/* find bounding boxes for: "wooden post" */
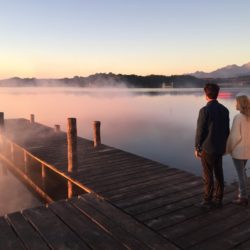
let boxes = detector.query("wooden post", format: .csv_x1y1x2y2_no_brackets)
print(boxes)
54,124,60,132
93,121,101,148
41,163,46,178
24,151,28,174
30,114,35,123
68,181,73,199
10,142,14,161
67,118,78,172
0,112,4,132
41,163,47,190
0,134,4,151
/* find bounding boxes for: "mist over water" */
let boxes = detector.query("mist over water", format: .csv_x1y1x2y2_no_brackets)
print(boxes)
0,86,250,214
0,163,41,215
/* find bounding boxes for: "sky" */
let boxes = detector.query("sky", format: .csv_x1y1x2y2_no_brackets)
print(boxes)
0,0,250,79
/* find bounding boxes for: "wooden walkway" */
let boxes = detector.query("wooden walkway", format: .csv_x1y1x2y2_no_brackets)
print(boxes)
0,193,176,250
1,118,250,249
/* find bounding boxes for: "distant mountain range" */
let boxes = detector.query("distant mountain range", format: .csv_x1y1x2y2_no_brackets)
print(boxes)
191,62,250,78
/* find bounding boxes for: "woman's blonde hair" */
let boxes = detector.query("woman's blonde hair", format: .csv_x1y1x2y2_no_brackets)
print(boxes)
236,95,250,117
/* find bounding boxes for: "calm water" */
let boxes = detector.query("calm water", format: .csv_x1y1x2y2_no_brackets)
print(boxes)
0,87,250,214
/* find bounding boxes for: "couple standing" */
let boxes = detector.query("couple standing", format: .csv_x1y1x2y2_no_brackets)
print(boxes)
195,83,250,209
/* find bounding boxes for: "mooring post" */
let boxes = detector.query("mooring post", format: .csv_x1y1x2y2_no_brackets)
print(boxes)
0,112,4,132
10,142,14,161
24,151,28,174
41,163,46,178
68,181,73,199
67,118,78,172
54,124,60,132
30,114,35,123
41,163,47,190
93,121,101,148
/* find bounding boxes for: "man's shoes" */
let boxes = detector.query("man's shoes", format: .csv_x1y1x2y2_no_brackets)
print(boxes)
232,197,248,206
213,199,223,209
197,200,214,209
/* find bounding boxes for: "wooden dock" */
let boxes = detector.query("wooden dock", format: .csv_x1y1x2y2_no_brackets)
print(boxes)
0,193,176,250
1,118,250,249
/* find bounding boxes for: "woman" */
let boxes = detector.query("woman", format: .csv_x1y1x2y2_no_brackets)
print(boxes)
227,94,250,206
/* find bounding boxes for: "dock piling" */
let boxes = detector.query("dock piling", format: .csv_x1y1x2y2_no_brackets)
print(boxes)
0,112,4,132
10,142,14,161
30,114,35,123
67,181,73,199
41,163,46,178
67,118,78,172
24,151,29,174
93,121,101,147
54,124,61,132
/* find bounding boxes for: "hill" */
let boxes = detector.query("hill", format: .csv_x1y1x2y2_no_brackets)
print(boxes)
0,74,205,88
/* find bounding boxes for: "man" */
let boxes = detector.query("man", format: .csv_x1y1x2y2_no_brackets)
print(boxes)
195,83,229,209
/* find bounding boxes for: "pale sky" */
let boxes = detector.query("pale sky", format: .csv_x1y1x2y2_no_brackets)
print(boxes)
0,0,250,79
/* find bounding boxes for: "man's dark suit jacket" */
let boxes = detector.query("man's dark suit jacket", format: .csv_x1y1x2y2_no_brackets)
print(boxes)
195,100,230,155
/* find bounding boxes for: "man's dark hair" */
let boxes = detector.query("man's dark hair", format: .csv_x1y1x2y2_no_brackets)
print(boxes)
204,83,220,99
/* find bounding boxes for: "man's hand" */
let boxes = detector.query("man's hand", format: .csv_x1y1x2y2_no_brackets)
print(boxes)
194,150,201,159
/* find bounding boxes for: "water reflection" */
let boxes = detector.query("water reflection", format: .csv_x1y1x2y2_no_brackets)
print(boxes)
1,87,250,187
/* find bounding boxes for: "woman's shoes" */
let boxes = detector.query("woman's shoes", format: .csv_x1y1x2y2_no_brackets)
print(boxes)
232,197,248,206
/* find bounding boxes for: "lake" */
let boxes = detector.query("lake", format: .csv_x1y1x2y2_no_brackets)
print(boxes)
0,87,249,214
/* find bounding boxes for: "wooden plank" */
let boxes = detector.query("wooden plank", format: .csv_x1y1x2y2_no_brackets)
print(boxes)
23,206,90,250
79,193,179,250
187,217,250,250
83,166,171,188
86,169,188,194
49,200,127,250
128,183,235,217
75,163,173,185
236,239,250,250
0,217,25,250
74,161,162,181
160,194,239,240
79,150,142,164
71,196,151,250
102,169,188,197
76,162,165,182
124,184,203,215
109,173,200,202
177,205,250,249
7,212,49,250
143,186,236,231
77,157,156,172
113,177,202,208
137,193,202,221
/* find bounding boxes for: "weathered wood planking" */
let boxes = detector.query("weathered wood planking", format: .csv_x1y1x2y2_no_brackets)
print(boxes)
2,118,250,249
77,193,178,250
1,193,177,250
0,217,25,250
6,212,49,250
